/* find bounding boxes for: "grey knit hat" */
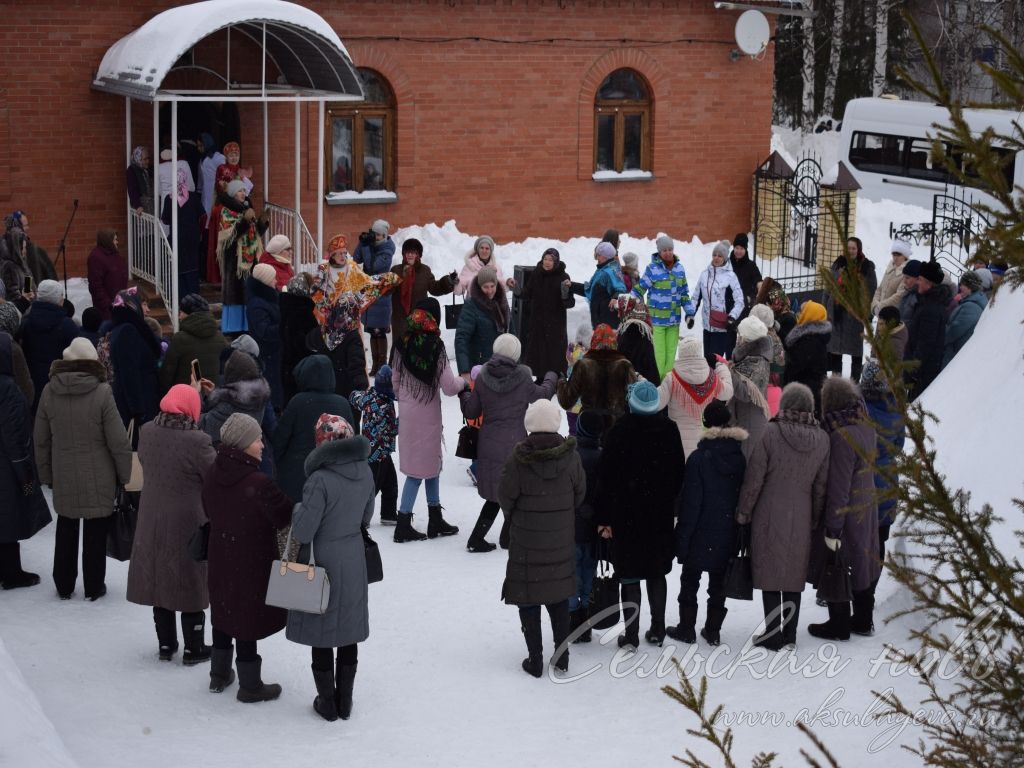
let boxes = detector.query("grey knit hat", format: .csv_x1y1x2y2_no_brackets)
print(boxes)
656,235,674,253
371,219,390,236
778,382,815,413
0,302,21,335
224,349,261,383
37,279,64,306
230,334,260,358
219,412,262,450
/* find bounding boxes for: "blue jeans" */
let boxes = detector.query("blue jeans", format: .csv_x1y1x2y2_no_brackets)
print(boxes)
570,544,596,611
399,475,440,513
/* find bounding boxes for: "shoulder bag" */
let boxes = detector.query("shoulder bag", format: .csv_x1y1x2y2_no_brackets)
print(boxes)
444,291,463,330
363,526,383,584
723,526,754,600
124,419,144,493
265,527,331,615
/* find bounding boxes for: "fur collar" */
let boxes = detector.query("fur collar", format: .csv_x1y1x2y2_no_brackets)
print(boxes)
48,358,107,381
304,435,370,477
732,335,773,363
208,377,270,409
701,426,748,442
785,320,832,345
821,376,863,415
246,275,279,303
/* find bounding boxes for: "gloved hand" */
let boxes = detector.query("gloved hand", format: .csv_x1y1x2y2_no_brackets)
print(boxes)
685,316,695,330
825,537,841,552
448,270,458,283
726,317,738,331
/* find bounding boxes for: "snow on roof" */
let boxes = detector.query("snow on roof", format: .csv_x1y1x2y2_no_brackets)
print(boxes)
92,0,363,101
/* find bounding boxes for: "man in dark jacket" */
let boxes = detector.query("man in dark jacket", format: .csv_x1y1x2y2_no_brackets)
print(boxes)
160,293,227,394
17,280,79,412
246,266,283,410
904,260,950,400
729,233,761,323
353,220,396,375
569,409,608,643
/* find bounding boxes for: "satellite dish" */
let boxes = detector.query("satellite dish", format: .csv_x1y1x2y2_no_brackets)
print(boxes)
735,10,770,56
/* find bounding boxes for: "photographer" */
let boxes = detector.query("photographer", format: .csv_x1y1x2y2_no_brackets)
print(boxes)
354,220,396,375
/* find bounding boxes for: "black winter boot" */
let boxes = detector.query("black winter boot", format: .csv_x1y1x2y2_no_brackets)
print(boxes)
808,601,851,641
700,606,728,646
209,647,236,693
466,504,498,552
498,517,511,550
394,512,427,543
369,335,387,377
181,612,212,666
0,542,40,590
549,602,570,673
618,582,643,649
236,656,282,703
782,593,802,647
574,605,593,643
427,504,459,538
312,666,338,721
666,604,698,644
850,589,875,636
153,609,179,661
753,592,786,651
520,608,544,678
336,664,357,720
644,578,668,646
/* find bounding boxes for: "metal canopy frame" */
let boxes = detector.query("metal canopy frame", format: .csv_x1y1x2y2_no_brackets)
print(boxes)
98,3,363,329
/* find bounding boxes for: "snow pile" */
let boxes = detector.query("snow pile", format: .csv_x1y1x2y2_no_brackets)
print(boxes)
0,637,80,768
770,125,841,177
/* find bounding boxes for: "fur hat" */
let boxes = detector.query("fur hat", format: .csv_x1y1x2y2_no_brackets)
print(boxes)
920,261,944,286
524,399,561,434
492,333,521,361
595,242,616,261
890,239,913,258
160,384,201,422
655,235,674,253
36,279,64,306
220,412,262,450
315,412,355,446
224,349,261,383
902,259,922,277
959,270,983,293
230,334,260,358
749,304,777,332
737,316,768,342
226,179,246,198
63,337,97,361
702,399,732,428
628,380,661,415
973,268,993,292
401,238,423,257
778,382,815,413
590,323,617,351
476,266,498,287
797,300,827,325
252,263,277,288
179,293,209,315
371,219,390,236
621,252,638,270
821,376,863,415
265,234,291,256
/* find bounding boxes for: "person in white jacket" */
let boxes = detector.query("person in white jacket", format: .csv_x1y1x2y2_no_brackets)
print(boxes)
657,335,734,458
694,241,744,359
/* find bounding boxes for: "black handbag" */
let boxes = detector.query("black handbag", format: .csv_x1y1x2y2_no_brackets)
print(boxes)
106,487,138,562
444,291,463,329
188,522,210,562
590,540,620,630
815,545,853,603
363,526,383,584
723,526,754,601
455,422,479,460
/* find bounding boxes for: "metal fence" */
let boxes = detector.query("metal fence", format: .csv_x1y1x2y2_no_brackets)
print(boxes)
265,201,320,273
127,208,178,330
889,188,993,278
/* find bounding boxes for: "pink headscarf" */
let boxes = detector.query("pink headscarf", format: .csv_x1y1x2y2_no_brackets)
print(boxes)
176,168,189,207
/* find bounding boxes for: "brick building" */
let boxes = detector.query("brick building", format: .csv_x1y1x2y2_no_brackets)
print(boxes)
0,0,774,277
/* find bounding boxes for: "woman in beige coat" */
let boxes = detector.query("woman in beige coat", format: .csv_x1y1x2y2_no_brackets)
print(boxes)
34,338,132,600
735,382,829,651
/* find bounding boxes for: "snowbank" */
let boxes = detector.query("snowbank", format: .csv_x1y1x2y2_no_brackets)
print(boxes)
0,637,80,768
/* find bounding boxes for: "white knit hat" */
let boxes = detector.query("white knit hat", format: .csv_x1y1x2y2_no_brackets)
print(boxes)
890,239,913,258
265,234,291,255
748,304,777,333
524,399,561,434
737,316,768,342
371,219,390,236
492,333,521,361
63,337,98,361
36,279,64,306
252,263,277,288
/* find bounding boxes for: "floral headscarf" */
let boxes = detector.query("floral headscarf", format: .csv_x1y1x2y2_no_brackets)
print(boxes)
113,286,143,315
395,308,445,402
176,168,189,207
131,146,147,167
590,323,618,351
767,284,791,317
315,412,355,446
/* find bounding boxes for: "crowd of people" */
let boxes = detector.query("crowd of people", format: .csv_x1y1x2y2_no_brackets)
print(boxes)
0,209,1005,714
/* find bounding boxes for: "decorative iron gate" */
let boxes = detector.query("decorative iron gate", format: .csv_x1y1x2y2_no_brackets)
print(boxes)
751,151,860,296
889,187,993,278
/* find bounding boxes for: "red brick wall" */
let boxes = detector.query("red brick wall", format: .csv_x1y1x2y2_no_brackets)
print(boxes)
0,0,774,276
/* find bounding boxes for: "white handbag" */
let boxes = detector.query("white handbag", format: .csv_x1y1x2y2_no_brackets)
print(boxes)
124,419,144,493
265,527,331,615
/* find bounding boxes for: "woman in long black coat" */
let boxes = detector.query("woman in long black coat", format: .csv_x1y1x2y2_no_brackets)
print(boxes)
0,332,51,589
520,248,573,379
595,380,685,649
245,268,283,410
279,275,317,405
108,288,162,428
783,300,832,416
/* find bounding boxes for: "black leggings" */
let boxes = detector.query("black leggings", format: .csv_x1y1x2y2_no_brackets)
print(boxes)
311,643,359,672
212,627,258,662
829,353,863,381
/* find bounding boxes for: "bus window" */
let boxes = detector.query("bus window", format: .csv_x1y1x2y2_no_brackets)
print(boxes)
849,132,908,175
906,138,949,183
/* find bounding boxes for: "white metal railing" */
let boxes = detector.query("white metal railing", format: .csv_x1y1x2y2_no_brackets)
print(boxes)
265,201,320,272
128,208,178,330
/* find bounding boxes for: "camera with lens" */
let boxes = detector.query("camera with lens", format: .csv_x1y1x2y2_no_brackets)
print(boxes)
359,230,376,246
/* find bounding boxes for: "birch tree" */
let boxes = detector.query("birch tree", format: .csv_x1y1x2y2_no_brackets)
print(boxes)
820,0,845,118
800,0,816,132
872,0,891,96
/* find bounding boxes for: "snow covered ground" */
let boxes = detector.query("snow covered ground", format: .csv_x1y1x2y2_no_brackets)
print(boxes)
4,127,1021,768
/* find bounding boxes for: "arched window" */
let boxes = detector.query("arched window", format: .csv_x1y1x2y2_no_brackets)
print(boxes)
594,69,652,173
326,68,396,193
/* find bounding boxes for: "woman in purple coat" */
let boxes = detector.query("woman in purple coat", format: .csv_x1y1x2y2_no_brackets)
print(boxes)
808,377,880,641
391,298,468,543
460,334,558,553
